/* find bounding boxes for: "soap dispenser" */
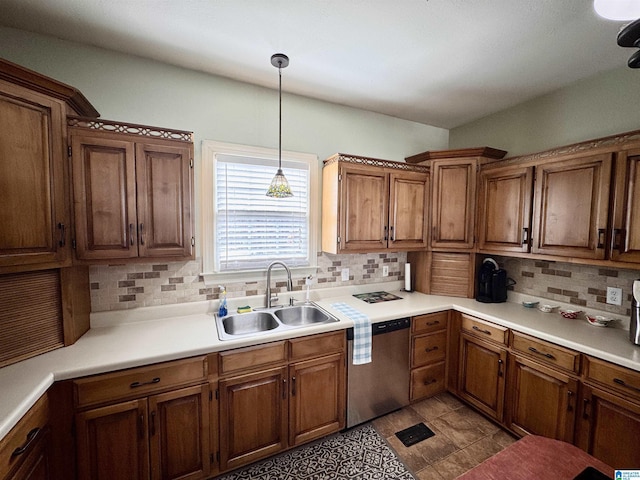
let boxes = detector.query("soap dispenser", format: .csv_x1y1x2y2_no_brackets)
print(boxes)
218,285,228,317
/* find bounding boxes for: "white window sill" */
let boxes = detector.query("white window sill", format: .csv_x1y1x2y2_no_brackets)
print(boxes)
201,266,318,287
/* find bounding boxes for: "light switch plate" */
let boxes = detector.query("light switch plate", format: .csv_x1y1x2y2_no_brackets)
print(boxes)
341,268,350,281
382,265,389,277
606,286,623,306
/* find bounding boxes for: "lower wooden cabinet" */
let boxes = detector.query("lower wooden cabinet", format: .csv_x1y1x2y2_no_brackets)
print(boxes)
410,312,448,401
506,354,578,442
218,332,346,473
4,429,50,480
576,384,640,469
75,385,210,480
458,332,507,422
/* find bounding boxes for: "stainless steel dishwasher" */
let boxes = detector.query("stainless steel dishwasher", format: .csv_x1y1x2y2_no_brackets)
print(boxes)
346,317,411,428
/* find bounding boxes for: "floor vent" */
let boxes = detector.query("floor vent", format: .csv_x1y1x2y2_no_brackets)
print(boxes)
395,422,435,447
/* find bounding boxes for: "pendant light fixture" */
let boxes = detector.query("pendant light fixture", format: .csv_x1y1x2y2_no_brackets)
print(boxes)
266,53,293,198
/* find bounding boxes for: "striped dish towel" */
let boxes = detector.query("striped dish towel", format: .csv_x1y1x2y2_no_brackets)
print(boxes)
331,302,371,365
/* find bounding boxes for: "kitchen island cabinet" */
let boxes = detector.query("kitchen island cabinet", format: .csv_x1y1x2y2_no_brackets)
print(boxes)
321,154,429,254
69,118,194,262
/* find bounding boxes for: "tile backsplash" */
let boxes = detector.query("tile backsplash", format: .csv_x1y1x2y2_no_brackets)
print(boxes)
89,252,407,312
496,256,639,317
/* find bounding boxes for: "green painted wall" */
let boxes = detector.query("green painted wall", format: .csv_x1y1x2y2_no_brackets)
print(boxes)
0,27,448,163
450,66,640,157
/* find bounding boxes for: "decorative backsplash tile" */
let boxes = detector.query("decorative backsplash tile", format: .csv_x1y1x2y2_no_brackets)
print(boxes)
495,256,639,317
89,252,407,312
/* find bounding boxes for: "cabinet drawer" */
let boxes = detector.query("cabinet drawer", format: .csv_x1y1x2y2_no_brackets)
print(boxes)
289,331,345,361
74,357,207,408
411,362,445,401
412,311,448,335
461,314,508,345
0,393,49,480
412,331,447,367
584,356,640,403
219,341,287,376
511,331,580,373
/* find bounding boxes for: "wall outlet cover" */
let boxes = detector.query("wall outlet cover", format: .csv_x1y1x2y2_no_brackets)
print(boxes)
606,286,623,306
382,265,389,277
341,268,350,281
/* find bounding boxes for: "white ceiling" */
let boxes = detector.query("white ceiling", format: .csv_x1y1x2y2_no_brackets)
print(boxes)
0,0,632,128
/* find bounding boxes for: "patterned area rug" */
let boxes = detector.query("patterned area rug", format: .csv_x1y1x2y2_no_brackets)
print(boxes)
215,423,415,480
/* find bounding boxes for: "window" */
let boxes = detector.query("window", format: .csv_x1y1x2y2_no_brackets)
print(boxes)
201,141,318,284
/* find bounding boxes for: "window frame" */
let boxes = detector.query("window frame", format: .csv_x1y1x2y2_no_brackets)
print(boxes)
201,140,319,286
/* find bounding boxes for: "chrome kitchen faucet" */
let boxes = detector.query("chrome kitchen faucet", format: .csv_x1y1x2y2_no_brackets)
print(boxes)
265,261,293,308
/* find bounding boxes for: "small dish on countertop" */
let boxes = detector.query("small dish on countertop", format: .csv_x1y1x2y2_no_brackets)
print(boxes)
522,300,539,308
538,304,559,313
585,314,617,327
560,309,582,319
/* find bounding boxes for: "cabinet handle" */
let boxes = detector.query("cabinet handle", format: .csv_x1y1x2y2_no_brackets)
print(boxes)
129,223,135,246
528,346,556,360
521,227,529,245
383,225,388,241
139,414,145,440
613,228,625,252
582,398,590,419
291,376,297,396
130,377,160,389
497,359,504,377
613,377,640,393
567,391,574,412
58,222,66,247
390,225,395,241
282,378,287,399
11,428,40,457
426,321,440,326
139,223,145,245
423,378,437,386
425,346,439,353
472,325,492,336
597,228,606,249
150,411,156,436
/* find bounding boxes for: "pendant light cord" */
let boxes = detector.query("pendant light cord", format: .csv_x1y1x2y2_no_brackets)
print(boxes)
278,62,282,171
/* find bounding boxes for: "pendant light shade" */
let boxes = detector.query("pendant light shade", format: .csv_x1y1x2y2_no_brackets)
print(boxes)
266,53,293,198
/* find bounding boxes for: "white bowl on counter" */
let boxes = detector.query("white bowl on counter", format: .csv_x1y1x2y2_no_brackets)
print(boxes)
538,304,559,313
586,315,617,327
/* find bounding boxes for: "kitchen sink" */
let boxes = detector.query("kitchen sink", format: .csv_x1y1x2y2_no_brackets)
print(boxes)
221,312,279,335
215,304,338,341
273,305,335,326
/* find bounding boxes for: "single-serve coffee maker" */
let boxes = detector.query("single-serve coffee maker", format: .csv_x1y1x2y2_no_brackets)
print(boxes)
631,280,640,346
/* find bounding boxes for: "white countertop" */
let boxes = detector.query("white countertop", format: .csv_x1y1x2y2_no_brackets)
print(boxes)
1,282,639,443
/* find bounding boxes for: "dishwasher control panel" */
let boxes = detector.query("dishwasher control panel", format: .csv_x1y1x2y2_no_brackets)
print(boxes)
347,317,410,340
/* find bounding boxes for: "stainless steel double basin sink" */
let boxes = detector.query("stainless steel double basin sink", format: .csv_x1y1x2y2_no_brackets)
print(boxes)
215,304,339,341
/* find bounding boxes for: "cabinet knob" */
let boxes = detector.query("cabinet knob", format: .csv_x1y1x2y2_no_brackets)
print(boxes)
57,222,66,247
425,346,439,353
139,223,145,245
596,228,606,249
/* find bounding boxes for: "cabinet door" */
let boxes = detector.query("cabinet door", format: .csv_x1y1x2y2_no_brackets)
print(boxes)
477,164,534,253
532,154,612,259
75,399,149,480
577,384,640,469
0,82,69,270
289,353,345,447
610,152,640,263
458,333,506,421
388,171,429,249
506,355,577,443
339,164,388,252
431,158,477,249
135,143,193,258
148,385,209,480
70,134,138,260
219,367,288,472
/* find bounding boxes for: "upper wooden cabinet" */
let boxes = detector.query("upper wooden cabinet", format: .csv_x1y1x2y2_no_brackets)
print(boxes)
0,58,98,273
477,164,534,253
610,151,640,263
531,153,612,259
321,154,429,254
69,118,194,262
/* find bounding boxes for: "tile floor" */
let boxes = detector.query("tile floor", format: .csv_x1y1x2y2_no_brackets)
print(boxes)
373,393,517,479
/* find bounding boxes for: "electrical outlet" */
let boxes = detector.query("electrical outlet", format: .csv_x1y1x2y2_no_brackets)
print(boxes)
382,265,389,277
606,286,623,306
341,268,350,281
